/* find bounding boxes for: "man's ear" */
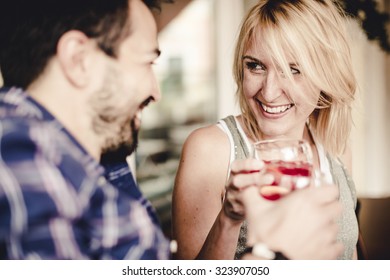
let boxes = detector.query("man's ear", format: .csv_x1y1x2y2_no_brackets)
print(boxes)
56,30,96,88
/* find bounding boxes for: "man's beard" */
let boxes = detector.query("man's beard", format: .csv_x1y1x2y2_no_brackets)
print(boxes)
100,118,139,165
90,64,141,165
119,118,139,155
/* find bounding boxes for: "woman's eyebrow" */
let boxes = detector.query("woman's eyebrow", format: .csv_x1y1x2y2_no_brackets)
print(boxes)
242,55,260,62
243,56,299,68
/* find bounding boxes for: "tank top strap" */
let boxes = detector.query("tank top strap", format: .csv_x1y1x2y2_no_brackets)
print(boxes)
327,154,357,209
220,116,250,259
221,115,250,160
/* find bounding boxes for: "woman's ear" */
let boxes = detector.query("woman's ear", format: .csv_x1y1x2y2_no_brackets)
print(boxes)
56,30,96,88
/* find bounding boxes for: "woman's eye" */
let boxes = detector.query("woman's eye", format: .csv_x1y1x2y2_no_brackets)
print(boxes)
245,61,265,72
290,67,300,75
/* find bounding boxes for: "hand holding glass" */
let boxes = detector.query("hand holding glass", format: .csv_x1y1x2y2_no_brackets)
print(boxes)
252,139,313,200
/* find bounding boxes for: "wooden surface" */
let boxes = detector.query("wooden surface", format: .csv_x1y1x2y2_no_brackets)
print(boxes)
357,197,390,259
153,0,193,32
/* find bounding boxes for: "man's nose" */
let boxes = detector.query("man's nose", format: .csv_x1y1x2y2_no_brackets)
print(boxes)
150,74,161,103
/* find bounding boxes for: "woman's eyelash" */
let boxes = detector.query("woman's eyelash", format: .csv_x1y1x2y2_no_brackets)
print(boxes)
245,61,263,70
245,62,257,69
290,67,300,74
245,60,300,75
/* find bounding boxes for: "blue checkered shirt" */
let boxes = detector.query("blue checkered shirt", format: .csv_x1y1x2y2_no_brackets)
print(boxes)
0,87,170,259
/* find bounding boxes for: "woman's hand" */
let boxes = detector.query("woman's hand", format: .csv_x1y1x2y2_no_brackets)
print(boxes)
223,158,273,221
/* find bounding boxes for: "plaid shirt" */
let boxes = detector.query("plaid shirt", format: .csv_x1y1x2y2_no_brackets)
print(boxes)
0,87,170,259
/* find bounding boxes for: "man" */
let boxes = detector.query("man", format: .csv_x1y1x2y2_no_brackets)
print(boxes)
0,0,170,259
0,0,343,260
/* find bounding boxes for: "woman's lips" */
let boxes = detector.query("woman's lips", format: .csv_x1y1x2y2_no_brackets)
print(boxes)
261,103,292,114
257,100,294,118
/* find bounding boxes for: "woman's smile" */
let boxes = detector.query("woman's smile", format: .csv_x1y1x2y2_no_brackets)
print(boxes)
256,99,295,118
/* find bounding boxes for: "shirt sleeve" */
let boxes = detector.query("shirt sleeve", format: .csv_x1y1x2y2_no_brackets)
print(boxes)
0,122,68,259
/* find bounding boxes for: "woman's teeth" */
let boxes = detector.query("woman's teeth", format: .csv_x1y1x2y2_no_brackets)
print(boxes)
261,103,292,114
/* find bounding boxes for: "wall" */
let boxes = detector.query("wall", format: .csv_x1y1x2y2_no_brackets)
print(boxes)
349,1,390,197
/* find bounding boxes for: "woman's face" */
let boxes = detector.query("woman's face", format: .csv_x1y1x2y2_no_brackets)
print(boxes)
242,36,320,140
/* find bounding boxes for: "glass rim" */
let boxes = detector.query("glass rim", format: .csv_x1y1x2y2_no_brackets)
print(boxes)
252,138,311,146
251,138,313,163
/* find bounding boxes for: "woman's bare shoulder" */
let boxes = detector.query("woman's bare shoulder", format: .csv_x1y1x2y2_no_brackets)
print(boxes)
177,123,231,188
182,124,230,155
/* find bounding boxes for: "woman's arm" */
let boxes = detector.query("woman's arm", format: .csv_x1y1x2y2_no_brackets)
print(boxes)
172,125,243,259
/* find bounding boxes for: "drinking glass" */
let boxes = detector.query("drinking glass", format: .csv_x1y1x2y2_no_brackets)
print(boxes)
252,139,314,200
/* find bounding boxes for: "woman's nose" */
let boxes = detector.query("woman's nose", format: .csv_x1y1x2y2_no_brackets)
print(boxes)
261,71,284,102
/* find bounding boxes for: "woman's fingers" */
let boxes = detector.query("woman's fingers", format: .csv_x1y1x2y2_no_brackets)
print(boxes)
230,159,264,174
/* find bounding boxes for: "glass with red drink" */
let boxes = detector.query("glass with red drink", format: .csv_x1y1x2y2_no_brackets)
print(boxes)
252,139,313,200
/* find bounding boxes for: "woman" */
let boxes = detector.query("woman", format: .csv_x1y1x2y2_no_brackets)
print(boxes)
172,0,358,260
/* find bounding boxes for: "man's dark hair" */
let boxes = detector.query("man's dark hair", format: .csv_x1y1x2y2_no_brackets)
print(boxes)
0,0,169,89
144,0,173,11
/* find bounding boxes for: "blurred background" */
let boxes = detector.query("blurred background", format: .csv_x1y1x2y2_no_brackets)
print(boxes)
1,0,389,259
137,0,390,259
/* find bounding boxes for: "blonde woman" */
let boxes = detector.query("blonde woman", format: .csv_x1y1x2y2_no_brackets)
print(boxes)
172,0,358,260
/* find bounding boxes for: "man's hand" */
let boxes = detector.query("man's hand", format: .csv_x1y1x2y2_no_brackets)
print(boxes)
242,183,344,260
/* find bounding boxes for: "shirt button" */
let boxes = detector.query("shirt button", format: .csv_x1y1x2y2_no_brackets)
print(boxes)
97,176,107,186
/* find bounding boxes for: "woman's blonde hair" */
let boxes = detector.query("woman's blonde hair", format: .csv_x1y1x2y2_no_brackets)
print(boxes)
233,0,356,157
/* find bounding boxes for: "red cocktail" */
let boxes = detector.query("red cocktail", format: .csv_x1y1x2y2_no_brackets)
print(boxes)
252,139,313,200
260,160,312,200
